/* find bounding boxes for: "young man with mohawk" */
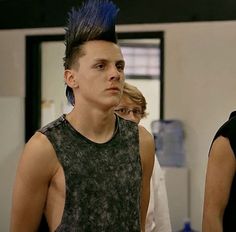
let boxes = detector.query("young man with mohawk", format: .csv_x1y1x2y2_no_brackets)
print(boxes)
10,0,154,231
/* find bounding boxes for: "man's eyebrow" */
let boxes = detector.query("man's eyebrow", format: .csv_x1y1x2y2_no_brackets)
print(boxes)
117,60,125,64
92,58,107,63
93,58,125,64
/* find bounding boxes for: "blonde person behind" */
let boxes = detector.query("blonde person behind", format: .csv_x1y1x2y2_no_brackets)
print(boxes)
115,82,172,232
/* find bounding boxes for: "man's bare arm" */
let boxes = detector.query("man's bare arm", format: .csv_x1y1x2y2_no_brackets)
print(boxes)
139,126,155,232
10,132,58,232
202,136,236,232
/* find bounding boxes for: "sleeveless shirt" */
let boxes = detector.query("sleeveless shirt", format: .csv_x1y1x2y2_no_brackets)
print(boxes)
211,112,236,231
39,114,142,232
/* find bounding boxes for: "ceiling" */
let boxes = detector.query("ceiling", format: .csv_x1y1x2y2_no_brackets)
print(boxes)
1,0,236,29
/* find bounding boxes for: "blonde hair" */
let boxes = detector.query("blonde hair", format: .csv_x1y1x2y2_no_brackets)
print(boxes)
122,82,147,118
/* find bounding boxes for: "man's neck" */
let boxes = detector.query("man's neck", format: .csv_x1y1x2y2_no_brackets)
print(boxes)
66,108,117,143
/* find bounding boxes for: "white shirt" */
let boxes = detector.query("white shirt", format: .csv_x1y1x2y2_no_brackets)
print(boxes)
145,156,172,232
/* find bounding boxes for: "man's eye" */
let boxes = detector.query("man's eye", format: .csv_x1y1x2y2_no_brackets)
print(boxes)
116,63,125,71
96,64,105,70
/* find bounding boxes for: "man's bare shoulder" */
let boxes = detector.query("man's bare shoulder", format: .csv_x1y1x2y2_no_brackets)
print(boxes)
24,132,56,159
18,132,59,180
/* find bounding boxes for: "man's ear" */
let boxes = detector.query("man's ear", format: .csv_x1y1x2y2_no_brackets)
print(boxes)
64,69,79,88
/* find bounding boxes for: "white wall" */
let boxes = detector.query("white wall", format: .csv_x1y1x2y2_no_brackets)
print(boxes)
0,28,63,231
1,21,236,231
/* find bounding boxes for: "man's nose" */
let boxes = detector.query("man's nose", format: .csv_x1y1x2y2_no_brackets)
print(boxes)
109,66,121,81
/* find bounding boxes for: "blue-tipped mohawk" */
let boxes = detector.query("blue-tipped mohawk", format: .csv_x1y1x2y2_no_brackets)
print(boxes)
65,0,119,66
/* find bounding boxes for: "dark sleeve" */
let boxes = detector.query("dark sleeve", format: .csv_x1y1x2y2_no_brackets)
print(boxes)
211,115,236,158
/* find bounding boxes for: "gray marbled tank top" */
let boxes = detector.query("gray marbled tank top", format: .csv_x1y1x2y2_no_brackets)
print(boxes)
39,114,142,232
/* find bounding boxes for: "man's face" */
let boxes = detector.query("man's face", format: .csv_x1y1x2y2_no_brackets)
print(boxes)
71,40,125,110
115,95,143,124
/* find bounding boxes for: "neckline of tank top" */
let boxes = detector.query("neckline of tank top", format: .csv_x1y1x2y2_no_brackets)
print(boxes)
61,114,120,145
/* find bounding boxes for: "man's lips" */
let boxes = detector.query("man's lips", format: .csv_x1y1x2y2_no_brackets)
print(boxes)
106,87,120,92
